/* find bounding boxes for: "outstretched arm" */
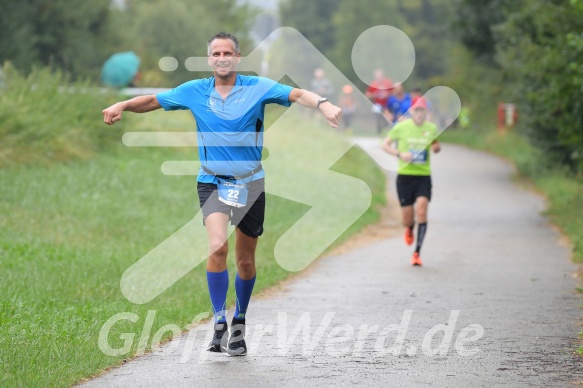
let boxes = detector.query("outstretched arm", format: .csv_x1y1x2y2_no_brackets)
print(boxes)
289,88,342,128
102,95,162,125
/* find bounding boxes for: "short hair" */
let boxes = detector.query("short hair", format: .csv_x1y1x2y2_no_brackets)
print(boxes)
207,32,240,56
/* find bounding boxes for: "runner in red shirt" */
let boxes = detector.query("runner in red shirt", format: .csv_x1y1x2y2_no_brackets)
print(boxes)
365,69,393,135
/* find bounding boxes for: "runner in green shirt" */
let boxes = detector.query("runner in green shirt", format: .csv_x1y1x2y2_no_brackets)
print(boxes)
382,96,441,266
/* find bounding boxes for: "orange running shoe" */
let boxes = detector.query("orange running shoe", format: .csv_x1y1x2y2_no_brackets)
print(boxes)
404,227,414,246
411,252,422,266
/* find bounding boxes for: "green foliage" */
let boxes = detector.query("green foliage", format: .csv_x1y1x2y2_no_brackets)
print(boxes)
536,173,583,263
0,63,124,167
276,0,457,91
279,0,338,53
397,0,457,82
439,44,504,127
453,0,509,64
275,0,339,87
0,0,254,86
0,0,114,80
113,0,254,86
495,0,583,173
454,0,583,174
330,0,406,90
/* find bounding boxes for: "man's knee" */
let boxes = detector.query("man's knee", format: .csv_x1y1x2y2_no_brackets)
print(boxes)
209,239,228,259
401,205,414,225
236,252,256,278
415,197,429,220
238,256,255,272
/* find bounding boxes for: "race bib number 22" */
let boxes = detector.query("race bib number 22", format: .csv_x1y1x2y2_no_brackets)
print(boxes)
217,179,249,208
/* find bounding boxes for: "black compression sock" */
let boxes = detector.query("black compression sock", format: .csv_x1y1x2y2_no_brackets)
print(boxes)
415,222,427,253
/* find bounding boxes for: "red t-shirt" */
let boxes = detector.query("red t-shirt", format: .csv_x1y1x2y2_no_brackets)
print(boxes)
366,78,394,106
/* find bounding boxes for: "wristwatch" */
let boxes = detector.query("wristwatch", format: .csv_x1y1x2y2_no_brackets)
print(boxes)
317,97,329,108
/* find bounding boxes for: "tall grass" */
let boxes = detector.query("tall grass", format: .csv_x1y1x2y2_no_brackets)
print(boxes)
0,62,125,167
0,87,386,385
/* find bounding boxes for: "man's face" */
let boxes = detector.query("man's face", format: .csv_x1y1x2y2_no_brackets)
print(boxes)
208,38,240,79
393,84,403,96
411,107,427,125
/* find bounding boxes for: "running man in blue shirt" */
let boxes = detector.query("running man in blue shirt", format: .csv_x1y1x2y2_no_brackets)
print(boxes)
384,84,411,124
102,32,342,356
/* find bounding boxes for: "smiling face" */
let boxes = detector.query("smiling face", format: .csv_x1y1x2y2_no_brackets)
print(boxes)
207,38,241,81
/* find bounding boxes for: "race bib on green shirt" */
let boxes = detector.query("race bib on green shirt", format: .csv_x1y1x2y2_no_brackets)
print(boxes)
410,149,428,164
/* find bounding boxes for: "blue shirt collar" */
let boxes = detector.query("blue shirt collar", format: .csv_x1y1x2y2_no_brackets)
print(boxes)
205,74,244,98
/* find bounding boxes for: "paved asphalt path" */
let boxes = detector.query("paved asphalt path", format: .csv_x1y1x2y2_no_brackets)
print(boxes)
84,141,583,387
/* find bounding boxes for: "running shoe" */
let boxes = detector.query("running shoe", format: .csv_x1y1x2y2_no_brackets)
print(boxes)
225,322,247,356
411,252,422,266
404,227,414,246
206,322,228,352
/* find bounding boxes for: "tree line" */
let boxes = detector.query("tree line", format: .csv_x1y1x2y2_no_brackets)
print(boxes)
0,0,253,85
455,0,583,174
278,0,583,174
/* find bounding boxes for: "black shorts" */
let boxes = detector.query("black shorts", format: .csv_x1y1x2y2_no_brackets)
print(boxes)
396,175,432,207
197,179,265,238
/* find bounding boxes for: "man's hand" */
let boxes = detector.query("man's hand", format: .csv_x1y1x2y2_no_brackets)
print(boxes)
289,88,342,128
319,102,343,128
102,102,126,125
102,95,162,125
398,151,413,162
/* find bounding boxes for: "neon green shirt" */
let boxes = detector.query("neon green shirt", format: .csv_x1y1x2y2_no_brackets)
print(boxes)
388,119,438,176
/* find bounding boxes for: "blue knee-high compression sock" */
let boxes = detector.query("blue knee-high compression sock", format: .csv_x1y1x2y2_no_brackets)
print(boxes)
233,273,256,321
207,270,229,323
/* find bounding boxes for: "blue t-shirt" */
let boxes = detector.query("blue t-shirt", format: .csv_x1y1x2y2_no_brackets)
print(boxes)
156,74,293,183
386,93,412,121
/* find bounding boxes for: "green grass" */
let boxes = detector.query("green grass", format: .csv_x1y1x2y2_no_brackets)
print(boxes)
535,175,583,263
578,331,583,356
438,127,543,177
0,106,386,386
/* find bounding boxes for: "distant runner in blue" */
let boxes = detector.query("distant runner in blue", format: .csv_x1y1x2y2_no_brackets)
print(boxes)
102,32,342,357
385,83,411,125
